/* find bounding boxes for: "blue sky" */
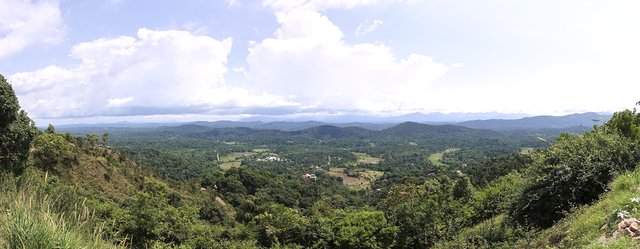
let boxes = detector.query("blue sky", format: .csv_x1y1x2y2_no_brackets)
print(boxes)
1,0,639,125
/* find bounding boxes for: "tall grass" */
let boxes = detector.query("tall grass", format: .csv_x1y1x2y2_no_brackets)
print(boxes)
0,170,121,249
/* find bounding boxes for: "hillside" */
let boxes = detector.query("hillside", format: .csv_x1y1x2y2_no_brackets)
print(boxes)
458,112,612,130
435,167,640,249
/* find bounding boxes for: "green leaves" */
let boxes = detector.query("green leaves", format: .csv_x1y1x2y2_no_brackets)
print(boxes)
252,204,309,247
0,74,20,128
32,133,79,173
0,74,37,174
509,129,640,228
126,179,201,247
332,210,398,249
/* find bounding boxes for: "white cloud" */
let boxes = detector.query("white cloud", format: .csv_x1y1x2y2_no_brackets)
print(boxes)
246,8,448,114
107,97,134,107
355,19,383,36
10,28,297,120
0,0,64,59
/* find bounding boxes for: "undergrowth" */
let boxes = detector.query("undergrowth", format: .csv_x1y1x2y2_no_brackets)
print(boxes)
0,170,121,249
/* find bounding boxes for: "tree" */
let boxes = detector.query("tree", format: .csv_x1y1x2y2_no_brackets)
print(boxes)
332,210,398,249
252,204,309,247
0,74,37,173
85,134,98,147
199,196,231,225
452,176,474,200
45,124,56,134
125,179,200,247
32,133,78,172
606,109,640,141
101,132,109,145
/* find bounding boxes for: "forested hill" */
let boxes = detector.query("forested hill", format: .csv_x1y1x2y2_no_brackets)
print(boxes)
69,121,544,151
457,112,612,130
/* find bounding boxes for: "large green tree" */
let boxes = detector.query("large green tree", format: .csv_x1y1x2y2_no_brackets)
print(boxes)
0,74,37,173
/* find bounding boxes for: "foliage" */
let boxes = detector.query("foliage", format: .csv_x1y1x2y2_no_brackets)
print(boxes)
509,130,640,228
471,172,529,221
122,179,202,248
518,166,640,248
252,204,309,247
32,133,79,173
432,215,528,249
380,176,474,248
0,74,37,174
332,210,398,249
0,170,121,248
606,109,640,141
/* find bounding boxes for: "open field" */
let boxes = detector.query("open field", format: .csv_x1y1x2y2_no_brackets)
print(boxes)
427,148,460,167
328,167,384,190
353,152,382,164
219,161,242,170
219,152,256,170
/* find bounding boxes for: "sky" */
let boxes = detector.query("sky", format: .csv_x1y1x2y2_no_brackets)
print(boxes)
1,0,639,125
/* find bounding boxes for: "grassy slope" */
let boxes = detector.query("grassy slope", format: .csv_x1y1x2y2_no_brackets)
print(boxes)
522,167,640,248
0,141,202,248
436,167,640,249
0,171,121,248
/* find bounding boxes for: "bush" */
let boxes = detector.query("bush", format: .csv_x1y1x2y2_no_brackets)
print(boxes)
509,131,640,228
32,133,79,173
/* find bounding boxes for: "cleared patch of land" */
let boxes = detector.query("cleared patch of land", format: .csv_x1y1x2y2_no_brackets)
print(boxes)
520,147,535,155
218,152,256,171
353,152,381,164
427,148,460,167
328,167,384,190
219,161,241,170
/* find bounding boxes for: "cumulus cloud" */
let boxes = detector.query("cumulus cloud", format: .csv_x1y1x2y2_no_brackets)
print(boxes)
10,28,297,119
0,0,64,59
10,0,444,122
355,19,383,36
246,7,448,113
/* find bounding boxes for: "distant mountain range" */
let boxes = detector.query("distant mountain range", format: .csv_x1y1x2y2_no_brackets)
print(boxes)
239,112,528,123
190,112,611,131
456,112,611,130
57,112,613,134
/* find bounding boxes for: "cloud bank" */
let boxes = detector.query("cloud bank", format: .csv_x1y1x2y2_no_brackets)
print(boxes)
10,29,296,119
246,8,448,113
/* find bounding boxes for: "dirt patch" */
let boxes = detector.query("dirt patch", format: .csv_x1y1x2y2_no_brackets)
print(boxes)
328,171,369,186
215,196,226,206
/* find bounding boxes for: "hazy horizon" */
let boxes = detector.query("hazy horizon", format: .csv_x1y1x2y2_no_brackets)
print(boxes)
2,0,639,126
39,111,613,127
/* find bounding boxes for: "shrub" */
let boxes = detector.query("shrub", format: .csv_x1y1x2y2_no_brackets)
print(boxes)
509,131,640,228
